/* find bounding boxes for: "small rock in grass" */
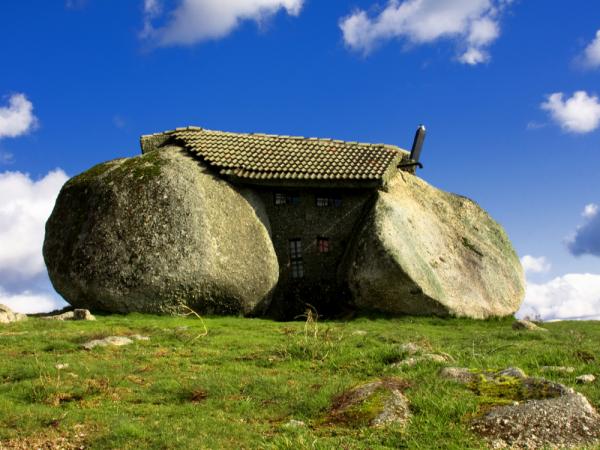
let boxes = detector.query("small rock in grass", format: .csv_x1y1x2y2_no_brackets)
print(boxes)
512,319,548,332
328,377,411,428
43,309,95,321
55,363,69,370
283,419,306,428
351,330,367,336
576,374,596,384
439,367,475,384
83,336,134,350
73,309,95,320
496,367,527,379
130,334,150,341
541,366,575,374
399,342,422,355
394,353,453,368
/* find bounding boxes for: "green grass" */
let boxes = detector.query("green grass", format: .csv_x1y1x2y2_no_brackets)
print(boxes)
0,314,598,449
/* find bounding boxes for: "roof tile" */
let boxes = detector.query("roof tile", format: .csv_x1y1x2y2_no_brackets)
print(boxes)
149,127,407,183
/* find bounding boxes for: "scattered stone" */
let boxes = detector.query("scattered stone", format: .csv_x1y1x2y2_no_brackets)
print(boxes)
399,342,422,355
283,419,306,428
471,392,600,449
496,367,527,379
393,353,453,368
42,309,95,321
55,363,69,370
327,378,411,428
576,374,596,384
130,334,150,341
439,367,476,384
541,366,575,374
512,320,548,332
82,335,147,350
344,171,525,319
467,368,600,449
0,304,27,324
351,330,368,336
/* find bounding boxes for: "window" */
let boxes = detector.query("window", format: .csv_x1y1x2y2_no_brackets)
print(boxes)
316,197,329,207
291,260,304,278
317,237,330,253
274,192,287,205
315,194,342,208
274,192,300,206
289,239,304,279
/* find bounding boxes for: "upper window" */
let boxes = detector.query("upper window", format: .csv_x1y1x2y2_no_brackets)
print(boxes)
315,195,342,208
317,237,330,253
274,192,300,206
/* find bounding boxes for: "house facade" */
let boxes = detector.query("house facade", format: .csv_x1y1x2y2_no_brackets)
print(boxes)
140,126,417,317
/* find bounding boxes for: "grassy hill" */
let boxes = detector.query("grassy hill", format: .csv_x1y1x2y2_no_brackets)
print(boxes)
0,314,598,449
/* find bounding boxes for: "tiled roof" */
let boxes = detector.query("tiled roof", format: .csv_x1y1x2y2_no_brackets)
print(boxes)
141,126,408,185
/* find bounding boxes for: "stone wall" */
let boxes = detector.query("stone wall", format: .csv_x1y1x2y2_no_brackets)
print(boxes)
253,187,374,318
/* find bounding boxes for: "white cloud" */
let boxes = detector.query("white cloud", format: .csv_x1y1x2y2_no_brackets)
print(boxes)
0,169,69,314
541,91,600,134
567,203,600,257
581,30,600,69
583,203,598,219
517,273,600,321
339,0,512,65
0,170,68,281
0,94,38,140
520,255,551,275
143,0,304,46
0,287,66,315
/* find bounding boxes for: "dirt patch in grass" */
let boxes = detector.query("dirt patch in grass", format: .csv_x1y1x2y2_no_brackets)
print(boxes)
0,424,90,450
189,388,209,404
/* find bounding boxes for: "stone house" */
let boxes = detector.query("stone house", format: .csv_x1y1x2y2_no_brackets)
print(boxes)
44,124,524,320
140,126,421,317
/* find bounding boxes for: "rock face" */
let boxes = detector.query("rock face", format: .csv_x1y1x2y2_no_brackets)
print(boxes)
343,171,525,318
472,392,600,449
0,304,27,324
43,146,279,315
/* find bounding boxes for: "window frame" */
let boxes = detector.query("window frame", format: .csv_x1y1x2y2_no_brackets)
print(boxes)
317,237,331,253
274,192,300,206
315,193,342,208
289,238,304,279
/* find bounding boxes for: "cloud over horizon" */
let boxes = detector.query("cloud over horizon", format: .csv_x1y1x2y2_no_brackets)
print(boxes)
517,273,600,321
0,93,38,140
339,0,512,65
143,0,304,46
0,169,69,314
541,91,600,134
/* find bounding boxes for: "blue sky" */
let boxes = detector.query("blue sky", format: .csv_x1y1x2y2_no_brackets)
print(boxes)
0,0,599,319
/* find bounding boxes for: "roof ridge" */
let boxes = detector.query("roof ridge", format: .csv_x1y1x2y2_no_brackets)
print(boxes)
166,126,402,149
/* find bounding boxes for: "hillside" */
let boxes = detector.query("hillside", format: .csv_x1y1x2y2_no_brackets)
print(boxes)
0,314,599,449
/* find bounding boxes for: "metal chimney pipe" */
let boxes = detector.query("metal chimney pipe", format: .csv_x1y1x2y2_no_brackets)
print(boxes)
410,124,426,164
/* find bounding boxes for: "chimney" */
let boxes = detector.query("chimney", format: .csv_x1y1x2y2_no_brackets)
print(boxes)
410,124,426,165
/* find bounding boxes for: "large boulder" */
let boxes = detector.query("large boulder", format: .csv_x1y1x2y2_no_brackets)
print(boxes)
43,146,279,315
343,171,524,318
